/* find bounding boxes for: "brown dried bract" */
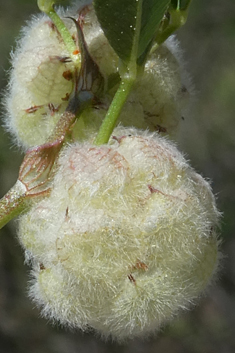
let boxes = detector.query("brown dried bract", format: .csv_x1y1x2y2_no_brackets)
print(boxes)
63,70,73,81
61,93,70,101
25,105,43,114
132,260,148,271
156,124,167,133
48,103,60,115
148,184,166,196
128,274,136,285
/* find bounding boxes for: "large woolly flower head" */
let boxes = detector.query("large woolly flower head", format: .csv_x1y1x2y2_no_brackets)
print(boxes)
18,127,220,341
4,2,191,149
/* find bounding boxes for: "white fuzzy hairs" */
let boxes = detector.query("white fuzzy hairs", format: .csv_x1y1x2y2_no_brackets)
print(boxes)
4,4,190,150
19,127,220,341
3,1,220,341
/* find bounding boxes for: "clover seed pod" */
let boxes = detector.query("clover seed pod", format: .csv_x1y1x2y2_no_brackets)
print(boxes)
119,37,191,136
18,127,220,341
4,9,74,148
4,3,191,149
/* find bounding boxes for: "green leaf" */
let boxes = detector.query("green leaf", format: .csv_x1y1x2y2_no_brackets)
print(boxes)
94,0,138,63
138,0,171,59
94,0,171,65
94,0,191,145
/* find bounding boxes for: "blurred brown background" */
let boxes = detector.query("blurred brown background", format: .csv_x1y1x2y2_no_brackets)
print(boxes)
0,0,235,352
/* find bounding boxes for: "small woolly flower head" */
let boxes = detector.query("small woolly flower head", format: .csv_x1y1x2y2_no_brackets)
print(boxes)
4,3,191,149
18,127,220,341
4,11,75,148
119,38,191,135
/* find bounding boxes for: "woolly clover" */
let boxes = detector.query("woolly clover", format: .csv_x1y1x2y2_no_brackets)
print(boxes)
0,0,220,342
20,127,220,340
5,1,190,149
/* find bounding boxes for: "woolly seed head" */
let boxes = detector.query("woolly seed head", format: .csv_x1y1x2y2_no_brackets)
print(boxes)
4,4,191,149
18,127,220,341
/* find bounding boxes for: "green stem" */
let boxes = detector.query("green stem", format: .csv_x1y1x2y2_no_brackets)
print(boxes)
37,1,79,62
94,77,134,145
48,9,78,59
95,0,144,145
0,182,30,230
